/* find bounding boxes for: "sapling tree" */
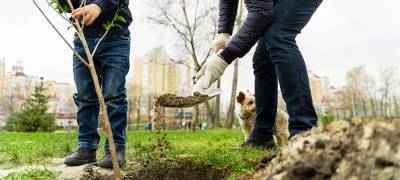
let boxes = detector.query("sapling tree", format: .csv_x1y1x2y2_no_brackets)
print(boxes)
33,0,126,178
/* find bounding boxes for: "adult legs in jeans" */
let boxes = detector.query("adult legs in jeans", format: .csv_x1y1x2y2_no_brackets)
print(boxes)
252,0,323,139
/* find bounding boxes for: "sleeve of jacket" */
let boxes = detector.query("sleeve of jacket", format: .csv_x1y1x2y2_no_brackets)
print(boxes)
93,0,120,13
218,0,239,35
220,0,273,64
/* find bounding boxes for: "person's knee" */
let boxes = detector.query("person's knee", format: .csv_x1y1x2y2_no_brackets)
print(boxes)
103,87,126,101
102,85,127,108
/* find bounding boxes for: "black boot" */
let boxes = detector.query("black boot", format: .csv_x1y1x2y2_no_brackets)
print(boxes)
240,136,276,149
64,149,97,166
99,150,126,168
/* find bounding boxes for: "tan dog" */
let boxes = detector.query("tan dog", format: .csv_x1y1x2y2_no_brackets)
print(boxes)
236,91,290,145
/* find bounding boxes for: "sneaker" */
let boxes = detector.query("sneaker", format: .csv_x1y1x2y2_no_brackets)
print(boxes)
240,136,276,149
99,150,126,168
64,149,97,166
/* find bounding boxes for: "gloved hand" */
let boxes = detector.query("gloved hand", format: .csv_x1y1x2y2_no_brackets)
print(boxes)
212,33,230,52
193,54,229,94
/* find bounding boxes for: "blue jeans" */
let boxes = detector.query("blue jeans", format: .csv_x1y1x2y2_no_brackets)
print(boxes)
252,0,322,139
73,35,130,151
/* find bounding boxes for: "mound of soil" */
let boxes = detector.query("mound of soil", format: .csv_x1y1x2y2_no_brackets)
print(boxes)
80,159,229,180
243,119,400,180
157,93,209,108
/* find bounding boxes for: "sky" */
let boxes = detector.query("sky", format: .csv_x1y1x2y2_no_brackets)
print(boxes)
1,0,399,104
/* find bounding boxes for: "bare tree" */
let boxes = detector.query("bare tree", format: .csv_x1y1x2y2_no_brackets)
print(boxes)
366,75,378,118
147,0,221,128
33,0,123,178
378,66,397,117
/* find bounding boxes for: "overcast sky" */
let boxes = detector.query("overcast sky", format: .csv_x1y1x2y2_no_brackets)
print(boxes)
1,0,399,104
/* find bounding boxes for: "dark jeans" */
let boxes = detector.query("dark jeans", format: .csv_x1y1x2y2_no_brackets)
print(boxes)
252,0,322,139
73,35,130,151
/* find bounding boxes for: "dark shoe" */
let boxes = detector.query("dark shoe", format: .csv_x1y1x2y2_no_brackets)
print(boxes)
240,136,276,149
99,150,126,168
64,149,97,166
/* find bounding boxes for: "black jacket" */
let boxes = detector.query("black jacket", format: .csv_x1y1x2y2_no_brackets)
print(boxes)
58,0,132,37
218,0,273,63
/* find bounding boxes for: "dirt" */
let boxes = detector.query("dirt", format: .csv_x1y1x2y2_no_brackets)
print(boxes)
80,158,229,180
242,119,400,180
156,93,209,108
124,159,229,180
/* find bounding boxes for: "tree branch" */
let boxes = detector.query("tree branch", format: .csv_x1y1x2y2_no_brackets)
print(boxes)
46,0,74,24
33,0,89,67
92,15,116,56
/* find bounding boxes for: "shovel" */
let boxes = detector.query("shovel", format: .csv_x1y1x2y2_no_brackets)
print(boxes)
158,88,222,108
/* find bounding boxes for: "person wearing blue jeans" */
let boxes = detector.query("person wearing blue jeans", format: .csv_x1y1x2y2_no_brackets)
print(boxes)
194,0,323,148
59,0,132,168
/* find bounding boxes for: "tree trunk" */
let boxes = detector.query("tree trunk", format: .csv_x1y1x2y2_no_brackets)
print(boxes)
226,60,239,128
205,101,220,128
225,0,243,129
370,99,377,118
136,99,141,130
361,99,367,118
214,80,221,126
192,105,200,131
394,96,400,117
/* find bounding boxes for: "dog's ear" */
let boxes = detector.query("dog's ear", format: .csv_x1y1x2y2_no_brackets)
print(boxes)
236,91,246,104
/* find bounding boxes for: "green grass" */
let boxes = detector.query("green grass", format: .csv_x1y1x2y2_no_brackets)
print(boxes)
0,130,271,177
4,169,57,180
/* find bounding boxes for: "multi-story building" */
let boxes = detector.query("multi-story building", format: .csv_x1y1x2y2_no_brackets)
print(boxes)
0,58,6,126
7,61,41,112
128,47,194,124
308,69,334,115
45,81,76,115
0,58,6,97
44,81,77,127
0,61,78,128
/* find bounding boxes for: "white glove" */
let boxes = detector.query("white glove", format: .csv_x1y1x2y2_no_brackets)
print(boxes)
212,33,230,52
192,54,229,94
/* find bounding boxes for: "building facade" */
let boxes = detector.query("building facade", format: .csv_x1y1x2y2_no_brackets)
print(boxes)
128,47,194,124
0,60,77,128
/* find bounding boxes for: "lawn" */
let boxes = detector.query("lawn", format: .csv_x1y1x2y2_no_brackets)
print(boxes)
0,129,272,178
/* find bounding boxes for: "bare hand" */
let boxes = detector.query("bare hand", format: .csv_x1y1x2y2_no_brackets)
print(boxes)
71,4,101,26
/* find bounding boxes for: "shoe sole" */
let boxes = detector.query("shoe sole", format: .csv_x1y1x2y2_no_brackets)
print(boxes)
99,159,126,169
65,158,97,166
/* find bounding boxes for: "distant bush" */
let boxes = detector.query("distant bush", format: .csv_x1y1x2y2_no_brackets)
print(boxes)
5,78,56,132
319,115,336,125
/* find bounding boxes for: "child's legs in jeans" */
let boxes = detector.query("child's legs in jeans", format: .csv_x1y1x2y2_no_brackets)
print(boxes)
95,35,131,151
73,37,100,150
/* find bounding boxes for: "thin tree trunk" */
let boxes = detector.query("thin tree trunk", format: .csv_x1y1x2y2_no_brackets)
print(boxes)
215,80,221,126
226,0,244,128
71,18,121,179
370,99,376,118
192,105,200,131
136,99,140,130
205,101,219,128
226,59,239,128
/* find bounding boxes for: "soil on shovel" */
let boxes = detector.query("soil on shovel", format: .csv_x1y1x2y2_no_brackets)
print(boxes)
156,93,209,108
